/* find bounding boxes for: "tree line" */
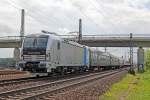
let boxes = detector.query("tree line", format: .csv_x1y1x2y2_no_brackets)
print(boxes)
145,49,150,70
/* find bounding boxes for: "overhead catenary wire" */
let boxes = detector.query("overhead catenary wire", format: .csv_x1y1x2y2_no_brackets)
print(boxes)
15,0,76,30
88,0,122,34
3,0,21,10
94,0,124,34
5,0,51,30
7,0,107,34
41,0,77,30
7,0,65,30
7,0,116,34
5,0,75,36
69,0,108,34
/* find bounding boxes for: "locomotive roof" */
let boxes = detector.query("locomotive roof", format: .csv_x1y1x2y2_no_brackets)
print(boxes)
62,39,84,47
26,33,60,39
26,33,84,48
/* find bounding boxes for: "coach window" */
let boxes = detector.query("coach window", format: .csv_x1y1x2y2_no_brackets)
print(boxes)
57,41,60,50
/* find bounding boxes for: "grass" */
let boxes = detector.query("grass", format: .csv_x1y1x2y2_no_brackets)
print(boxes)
100,70,150,100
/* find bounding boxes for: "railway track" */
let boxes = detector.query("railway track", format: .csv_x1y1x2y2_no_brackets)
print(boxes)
0,69,116,86
0,68,127,100
0,70,114,93
0,75,46,86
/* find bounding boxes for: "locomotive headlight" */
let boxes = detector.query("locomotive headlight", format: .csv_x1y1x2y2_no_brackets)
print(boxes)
26,63,32,67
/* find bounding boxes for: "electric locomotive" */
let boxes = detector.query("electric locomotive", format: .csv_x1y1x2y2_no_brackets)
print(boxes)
17,32,124,75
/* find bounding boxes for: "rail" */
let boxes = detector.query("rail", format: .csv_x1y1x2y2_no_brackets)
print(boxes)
0,68,127,100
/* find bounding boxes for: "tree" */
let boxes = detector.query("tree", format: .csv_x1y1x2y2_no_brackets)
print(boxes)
145,49,150,70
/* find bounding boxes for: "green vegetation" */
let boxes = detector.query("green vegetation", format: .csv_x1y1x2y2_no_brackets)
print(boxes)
100,70,150,100
0,58,15,67
100,74,135,100
145,49,150,69
99,49,150,100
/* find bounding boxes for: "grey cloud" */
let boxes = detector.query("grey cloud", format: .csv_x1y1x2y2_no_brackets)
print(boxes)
0,24,15,33
1,0,150,35
0,0,149,59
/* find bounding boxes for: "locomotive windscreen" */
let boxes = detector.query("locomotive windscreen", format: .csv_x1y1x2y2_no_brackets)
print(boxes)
23,35,48,55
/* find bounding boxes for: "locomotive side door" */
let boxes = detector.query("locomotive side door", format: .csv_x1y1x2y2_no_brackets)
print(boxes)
56,40,61,65
51,40,60,67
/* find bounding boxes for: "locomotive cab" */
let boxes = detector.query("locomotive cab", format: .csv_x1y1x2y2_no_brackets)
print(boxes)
18,34,55,74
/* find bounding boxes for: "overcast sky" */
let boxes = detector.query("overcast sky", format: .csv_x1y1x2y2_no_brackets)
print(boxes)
1,0,150,35
0,0,150,60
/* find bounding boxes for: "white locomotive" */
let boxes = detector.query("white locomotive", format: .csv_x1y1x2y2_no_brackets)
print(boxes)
18,33,124,75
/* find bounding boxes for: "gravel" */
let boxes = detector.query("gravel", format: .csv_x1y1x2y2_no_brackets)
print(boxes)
42,70,128,100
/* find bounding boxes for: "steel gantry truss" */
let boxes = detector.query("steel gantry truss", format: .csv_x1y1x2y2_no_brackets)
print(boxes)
129,33,135,74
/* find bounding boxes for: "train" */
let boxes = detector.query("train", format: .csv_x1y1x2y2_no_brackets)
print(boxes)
17,32,126,75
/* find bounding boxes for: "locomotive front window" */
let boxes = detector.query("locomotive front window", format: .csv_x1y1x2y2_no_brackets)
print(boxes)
23,37,48,49
23,38,35,48
36,38,48,48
